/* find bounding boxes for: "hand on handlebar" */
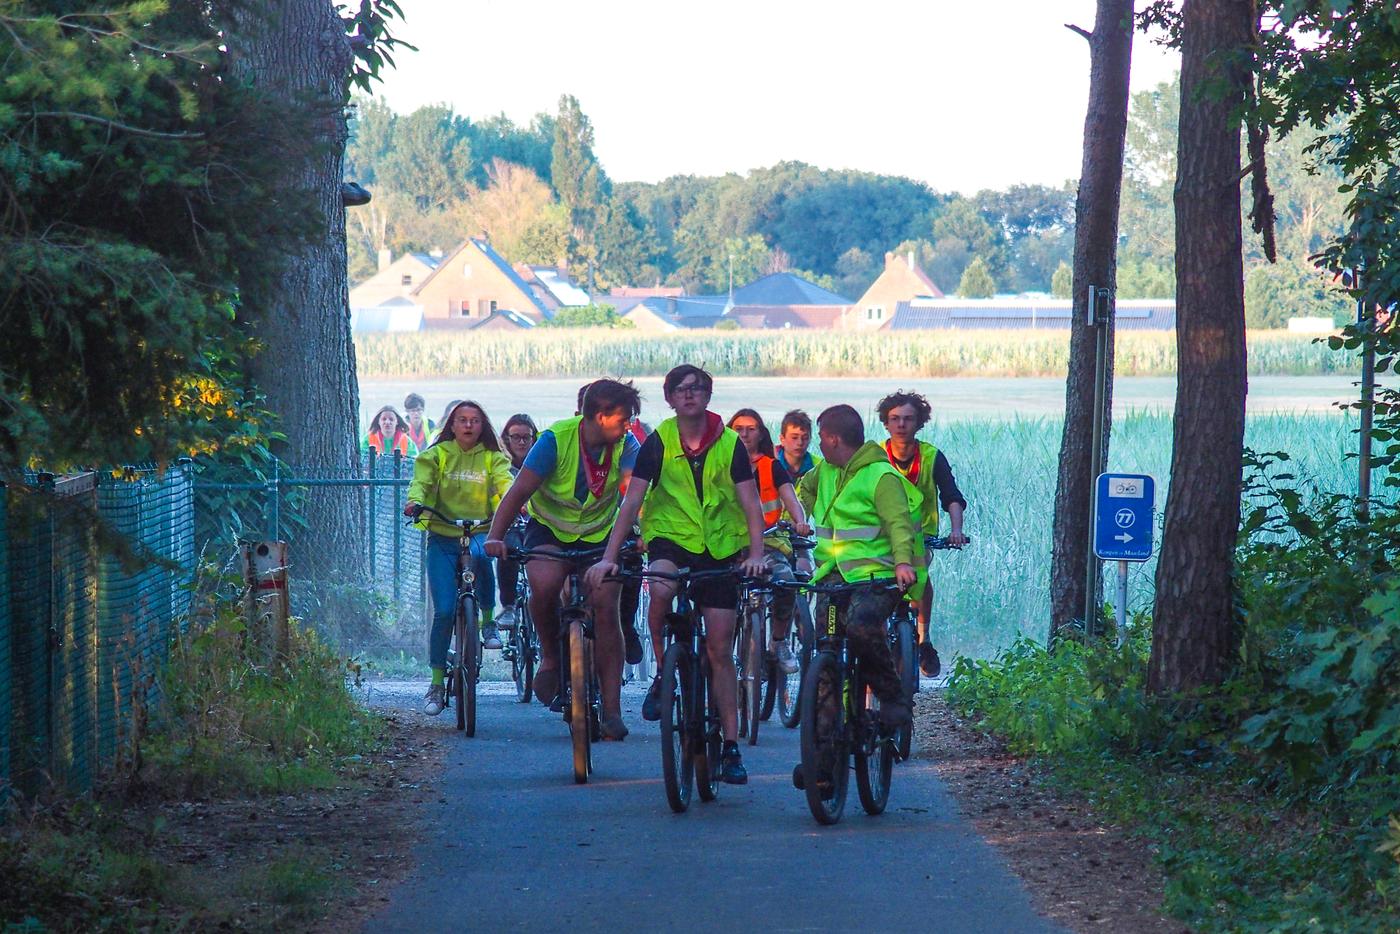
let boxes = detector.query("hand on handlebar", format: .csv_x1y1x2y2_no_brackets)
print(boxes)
484,538,507,559
792,520,812,537
947,531,969,547
895,563,917,591
404,501,422,518
584,559,618,591
739,552,768,579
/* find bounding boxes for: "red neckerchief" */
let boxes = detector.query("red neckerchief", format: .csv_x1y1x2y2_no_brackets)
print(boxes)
885,440,920,483
580,430,614,499
680,412,724,457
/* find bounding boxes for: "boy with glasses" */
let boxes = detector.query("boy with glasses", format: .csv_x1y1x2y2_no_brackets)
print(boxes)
587,364,768,784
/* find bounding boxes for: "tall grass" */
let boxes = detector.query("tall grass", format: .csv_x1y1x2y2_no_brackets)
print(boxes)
355,329,1352,379
927,410,1357,660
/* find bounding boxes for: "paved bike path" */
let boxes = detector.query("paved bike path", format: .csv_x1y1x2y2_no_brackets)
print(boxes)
367,685,1064,933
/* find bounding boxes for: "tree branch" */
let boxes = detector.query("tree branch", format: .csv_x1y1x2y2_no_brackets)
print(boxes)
1065,23,1093,42
32,112,204,140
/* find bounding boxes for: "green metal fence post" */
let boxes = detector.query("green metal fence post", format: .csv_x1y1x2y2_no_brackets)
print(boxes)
392,451,402,602
368,449,377,578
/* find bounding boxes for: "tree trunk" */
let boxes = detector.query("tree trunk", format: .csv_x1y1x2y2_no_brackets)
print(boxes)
227,0,363,580
1049,0,1135,636
1148,0,1253,692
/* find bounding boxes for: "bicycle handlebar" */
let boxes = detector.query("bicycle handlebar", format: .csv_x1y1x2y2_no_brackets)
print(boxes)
925,534,971,551
762,520,816,551
407,504,491,532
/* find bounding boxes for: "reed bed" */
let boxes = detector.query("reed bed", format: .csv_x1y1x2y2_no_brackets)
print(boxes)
923,411,1356,660
355,329,1352,380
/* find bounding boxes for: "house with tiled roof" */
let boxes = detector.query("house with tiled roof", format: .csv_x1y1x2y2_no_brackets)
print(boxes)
847,251,945,330
885,297,1176,330
350,249,439,304
731,272,852,306
621,296,729,331
600,285,686,316
724,305,848,330
512,262,592,313
410,238,553,327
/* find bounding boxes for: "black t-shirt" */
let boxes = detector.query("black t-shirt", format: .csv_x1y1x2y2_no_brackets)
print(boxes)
633,430,753,502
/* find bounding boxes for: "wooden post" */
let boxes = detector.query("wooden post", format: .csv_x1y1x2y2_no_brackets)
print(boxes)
242,541,290,662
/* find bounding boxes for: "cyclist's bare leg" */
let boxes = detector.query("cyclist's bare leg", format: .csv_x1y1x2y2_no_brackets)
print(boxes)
702,606,738,742
587,576,625,718
916,581,933,646
644,558,679,662
527,551,568,674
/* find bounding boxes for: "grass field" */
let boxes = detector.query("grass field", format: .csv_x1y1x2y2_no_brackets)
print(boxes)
926,411,1355,660
355,328,1355,380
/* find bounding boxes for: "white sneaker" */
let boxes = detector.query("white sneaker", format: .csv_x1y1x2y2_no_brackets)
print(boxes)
423,684,445,716
772,641,799,674
496,606,517,631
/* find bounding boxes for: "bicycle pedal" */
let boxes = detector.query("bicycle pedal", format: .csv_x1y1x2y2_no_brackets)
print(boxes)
552,696,566,714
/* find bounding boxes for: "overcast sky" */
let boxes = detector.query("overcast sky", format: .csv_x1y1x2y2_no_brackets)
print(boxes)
374,0,1181,195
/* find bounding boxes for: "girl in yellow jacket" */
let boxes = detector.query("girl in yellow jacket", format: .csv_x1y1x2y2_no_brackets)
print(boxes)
404,400,514,716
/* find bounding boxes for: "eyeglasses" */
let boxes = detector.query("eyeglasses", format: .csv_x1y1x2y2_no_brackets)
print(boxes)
505,433,535,443
672,383,709,397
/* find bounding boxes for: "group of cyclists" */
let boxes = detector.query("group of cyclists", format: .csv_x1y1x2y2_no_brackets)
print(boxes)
401,365,968,788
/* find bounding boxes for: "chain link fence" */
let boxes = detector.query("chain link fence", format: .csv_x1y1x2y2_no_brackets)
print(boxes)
1,465,194,804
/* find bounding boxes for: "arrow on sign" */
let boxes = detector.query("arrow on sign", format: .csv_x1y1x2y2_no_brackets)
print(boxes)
1115,533,1133,543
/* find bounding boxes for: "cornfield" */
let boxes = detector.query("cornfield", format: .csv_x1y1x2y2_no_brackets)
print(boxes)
925,411,1357,660
355,329,1354,380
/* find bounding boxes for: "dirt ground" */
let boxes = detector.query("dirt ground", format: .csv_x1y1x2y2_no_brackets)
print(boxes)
915,692,1188,933
117,711,442,931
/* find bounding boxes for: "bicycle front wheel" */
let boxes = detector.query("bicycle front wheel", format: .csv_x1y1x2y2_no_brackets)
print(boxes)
854,670,893,816
569,616,592,784
778,597,813,729
799,650,848,825
659,641,693,813
696,651,721,803
463,597,481,737
511,602,534,704
893,617,916,760
745,608,765,746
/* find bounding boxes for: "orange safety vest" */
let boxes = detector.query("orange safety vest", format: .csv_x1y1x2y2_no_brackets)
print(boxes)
754,454,783,526
368,430,413,457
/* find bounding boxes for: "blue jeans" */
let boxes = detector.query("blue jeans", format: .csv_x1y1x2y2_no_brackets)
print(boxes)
426,532,496,669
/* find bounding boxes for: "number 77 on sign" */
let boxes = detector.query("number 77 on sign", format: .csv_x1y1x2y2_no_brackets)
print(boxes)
1093,473,1155,562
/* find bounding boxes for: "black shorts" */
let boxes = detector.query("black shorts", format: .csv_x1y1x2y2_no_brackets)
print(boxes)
646,537,739,611
522,518,611,566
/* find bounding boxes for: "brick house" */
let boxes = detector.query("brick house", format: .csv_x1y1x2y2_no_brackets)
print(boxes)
410,238,552,327
847,251,945,330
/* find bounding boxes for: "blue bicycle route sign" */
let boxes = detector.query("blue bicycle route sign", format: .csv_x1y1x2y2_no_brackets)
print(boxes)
1093,473,1155,561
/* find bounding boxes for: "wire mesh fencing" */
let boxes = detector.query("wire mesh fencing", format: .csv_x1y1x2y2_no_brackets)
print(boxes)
1,465,193,803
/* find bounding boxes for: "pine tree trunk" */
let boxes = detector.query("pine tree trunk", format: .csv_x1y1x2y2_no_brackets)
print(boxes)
1049,0,1134,635
1148,0,1253,692
227,0,363,580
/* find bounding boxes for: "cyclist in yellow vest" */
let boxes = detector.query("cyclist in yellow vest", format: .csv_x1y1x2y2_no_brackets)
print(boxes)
795,404,922,731
727,408,811,674
877,390,968,679
484,380,642,741
405,401,514,716
587,364,768,785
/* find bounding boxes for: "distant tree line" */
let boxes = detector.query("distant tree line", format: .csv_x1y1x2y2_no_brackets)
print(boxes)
348,80,1352,317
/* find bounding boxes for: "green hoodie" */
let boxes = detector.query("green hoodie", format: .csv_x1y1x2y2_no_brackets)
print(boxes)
407,441,514,538
797,441,919,568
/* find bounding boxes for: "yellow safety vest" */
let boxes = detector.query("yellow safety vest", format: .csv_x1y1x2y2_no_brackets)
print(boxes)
640,419,749,558
528,416,624,544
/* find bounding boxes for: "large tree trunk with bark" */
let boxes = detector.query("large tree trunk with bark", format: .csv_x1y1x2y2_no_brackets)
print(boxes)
1148,0,1253,693
227,0,363,580
1049,0,1135,635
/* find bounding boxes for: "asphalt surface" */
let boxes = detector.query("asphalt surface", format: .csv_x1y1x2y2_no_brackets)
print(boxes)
366,681,1065,934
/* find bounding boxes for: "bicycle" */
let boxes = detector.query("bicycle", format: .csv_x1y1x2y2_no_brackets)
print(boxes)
790,578,904,826
499,519,537,704
407,505,490,737
757,522,816,730
510,542,626,784
614,565,738,813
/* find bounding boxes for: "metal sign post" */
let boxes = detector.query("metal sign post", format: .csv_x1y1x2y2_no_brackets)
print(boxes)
1093,473,1156,646
1083,285,1113,637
